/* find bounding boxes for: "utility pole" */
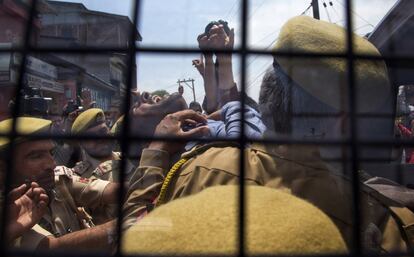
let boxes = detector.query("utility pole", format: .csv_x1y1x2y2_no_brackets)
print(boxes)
177,78,196,102
312,0,320,20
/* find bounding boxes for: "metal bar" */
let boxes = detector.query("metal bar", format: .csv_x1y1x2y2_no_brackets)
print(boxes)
7,246,414,257
114,0,140,255
0,1,412,257
1,46,414,62
0,47,414,67
1,132,414,147
344,0,362,253
0,1,38,256
18,247,414,257
239,0,248,255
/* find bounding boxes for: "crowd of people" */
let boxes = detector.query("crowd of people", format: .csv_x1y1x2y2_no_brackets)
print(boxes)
2,15,414,255
395,85,414,164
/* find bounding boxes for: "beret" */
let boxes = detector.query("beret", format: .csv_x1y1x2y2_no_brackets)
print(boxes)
110,115,124,135
123,185,347,255
274,16,390,112
0,117,52,150
71,108,105,134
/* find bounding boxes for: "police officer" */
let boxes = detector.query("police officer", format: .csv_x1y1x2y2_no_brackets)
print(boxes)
0,117,119,251
124,16,412,253
71,108,135,182
70,108,136,225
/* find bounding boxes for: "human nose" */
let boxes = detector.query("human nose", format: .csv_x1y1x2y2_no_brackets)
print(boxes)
99,124,110,135
44,153,56,171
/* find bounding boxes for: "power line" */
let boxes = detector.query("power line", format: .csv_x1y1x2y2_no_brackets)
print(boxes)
225,0,239,20
248,0,267,20
246,37,277,67
234,36,277,84
246,68,268,90
159,83,180,91
301,2,313,15
328,0,342,22
334,0,374,28
354,23,374,33
228,1,242,21
251,26,280,46
322,1,332,22
229,0,268,23
246,60,272,90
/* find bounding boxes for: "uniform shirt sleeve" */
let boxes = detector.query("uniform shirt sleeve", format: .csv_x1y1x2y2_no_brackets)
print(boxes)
68,174,110,209
15,224,52,250
122,148,170,231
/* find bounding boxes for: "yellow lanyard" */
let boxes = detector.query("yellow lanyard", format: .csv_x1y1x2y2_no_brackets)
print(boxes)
155,158,188,207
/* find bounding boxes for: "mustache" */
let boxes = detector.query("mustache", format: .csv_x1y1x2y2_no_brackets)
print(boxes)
28,169,55,191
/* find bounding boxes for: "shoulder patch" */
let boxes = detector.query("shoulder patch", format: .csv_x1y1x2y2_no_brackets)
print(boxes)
76,176,91,184
93,160,114,177
54,166,74,178
113,152,122,160
73,161,91,175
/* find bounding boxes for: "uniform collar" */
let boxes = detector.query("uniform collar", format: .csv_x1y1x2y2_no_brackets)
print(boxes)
81,149,117,167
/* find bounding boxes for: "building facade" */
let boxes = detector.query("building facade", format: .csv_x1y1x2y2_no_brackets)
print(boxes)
38,0,141,111
0,0,141,120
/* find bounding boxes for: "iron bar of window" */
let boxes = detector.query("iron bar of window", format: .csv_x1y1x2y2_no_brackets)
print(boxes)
8,246,414,257
344,0,362,254
114,0,140,255
1,46,414,64
2,132,414,147
238,0,248,255
0,1,39,256
1,0,413,256
18,248,414,257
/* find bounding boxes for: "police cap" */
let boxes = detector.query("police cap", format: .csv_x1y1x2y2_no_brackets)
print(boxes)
71,108,105,134
0,117,52,151
123,185,347,255
274,16,390,112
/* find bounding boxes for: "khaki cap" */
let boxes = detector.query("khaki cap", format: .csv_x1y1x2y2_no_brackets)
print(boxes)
274,16,390,112
71,108,105,134
0,117,52,150
123,185,347,255
110,115,124,135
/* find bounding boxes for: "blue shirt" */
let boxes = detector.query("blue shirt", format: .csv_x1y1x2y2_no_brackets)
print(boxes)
185,101,266,150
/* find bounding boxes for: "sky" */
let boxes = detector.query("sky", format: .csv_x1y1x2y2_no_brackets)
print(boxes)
53,0,399,103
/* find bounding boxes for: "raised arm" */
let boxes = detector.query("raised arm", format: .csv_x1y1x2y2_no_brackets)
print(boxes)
210,26,238,106
122,110,209,231
196,33,219,114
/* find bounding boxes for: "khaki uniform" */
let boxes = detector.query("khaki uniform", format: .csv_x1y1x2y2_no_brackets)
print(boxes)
18,166,109,250
74,152,135,182
124,142,408,253
74,151,134,224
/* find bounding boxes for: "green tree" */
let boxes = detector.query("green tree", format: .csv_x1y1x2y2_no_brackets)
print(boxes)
151,89,170,97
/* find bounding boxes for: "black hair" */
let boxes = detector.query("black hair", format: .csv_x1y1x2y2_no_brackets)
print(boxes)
258,61,293,134
189,101,203,113
204,20,231,37
259,60,337,135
